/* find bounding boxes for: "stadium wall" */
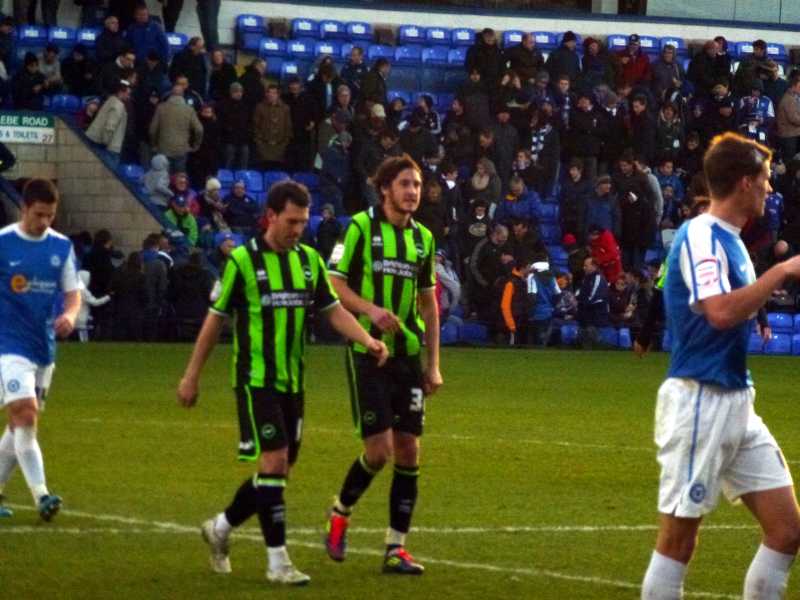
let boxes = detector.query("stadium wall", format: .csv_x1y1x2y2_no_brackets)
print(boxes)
4,0,800,47
6,119,163,253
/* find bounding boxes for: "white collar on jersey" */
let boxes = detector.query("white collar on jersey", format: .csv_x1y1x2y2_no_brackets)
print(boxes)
696,212,741,236
12,223,50,242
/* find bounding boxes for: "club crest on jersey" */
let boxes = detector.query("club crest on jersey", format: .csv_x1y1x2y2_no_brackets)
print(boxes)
689,483,706,503
261,294,272,306
303,266,312,281
415,242,425,257
372,260,383,272
50,254,61,268
6,379,19,393
372,235,383,248
10,274,28,293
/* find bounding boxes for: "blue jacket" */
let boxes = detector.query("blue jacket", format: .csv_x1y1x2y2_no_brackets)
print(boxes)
125,20,169,64
494,191,540,225
584,192,619,239
527,272,561,322
765,192,783,232
654,172,684,202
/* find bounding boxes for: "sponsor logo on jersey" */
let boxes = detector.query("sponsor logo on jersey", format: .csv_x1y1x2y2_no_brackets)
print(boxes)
256,269,268,282
10,274,28,293
415,242,425,257
303,266,312,281
375,259,419,279
260,291,312,308
362,411,376,425
330,243,345,264
372,235,383,248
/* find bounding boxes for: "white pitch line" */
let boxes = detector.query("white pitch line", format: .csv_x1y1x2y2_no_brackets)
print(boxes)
0,526,179,535
6,504,740,599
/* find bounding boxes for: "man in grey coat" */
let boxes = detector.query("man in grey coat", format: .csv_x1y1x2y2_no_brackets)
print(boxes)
149,83,204,173
86,81,131,168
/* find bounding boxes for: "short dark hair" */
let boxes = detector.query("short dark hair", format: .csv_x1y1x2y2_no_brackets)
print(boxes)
704,132,771,198
142,233,161,250
266,180,310,214
22,178,58,206
372,154,422,201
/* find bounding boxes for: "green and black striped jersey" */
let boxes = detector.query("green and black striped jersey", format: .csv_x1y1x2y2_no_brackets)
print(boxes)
210,237,339,392
328,205,436,357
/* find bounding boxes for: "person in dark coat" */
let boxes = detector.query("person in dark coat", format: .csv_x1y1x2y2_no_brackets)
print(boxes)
12,52,47,110
415,178,450,247
628,94,656,167
581,37,616,91
84,229,123,340
96,14,128,65
360,58,390,107
107,0,138,31
491,107,520,193
528,107,560,197
208,49,237,102
306,61,343,125
399,109,437,168
239,57,266,115
99,48,136,97
465,28,504,90
503,33,544,84
597,91,627,175
169,36,207,98
136,49,170,98
560,158,593,243
613,152,656,270
62,44,99,97
315,203,342,261
340,45,368,101
110,251,148,341
545,30,581,85
222,181,259,235
217,82,251,170
569,91,607,181
167,250,214,341
188,103,220,190
319,132,352,216
584,175,621,240
282,76,317,172
458,69,493,133
687,39,731,99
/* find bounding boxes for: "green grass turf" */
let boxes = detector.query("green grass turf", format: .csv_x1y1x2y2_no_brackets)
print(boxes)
2,343,800,599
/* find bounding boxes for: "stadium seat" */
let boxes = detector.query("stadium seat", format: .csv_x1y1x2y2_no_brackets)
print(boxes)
768,313,793,333
288,39,314,60
644,249,663,263
293,171,319,191
502,30,525,48
395,45,423,65
422,46,449,66
599,327,619,346
606,34,628,53
441,321,460,345
748,332,764,354
447,47,467,67
259,38,287,57
532,31,557,50
292,19,318,39
119,163,144,182
337,215,352,229
792,334,800,356
388,89,412,104
307,215,323,236
540,224,561,244
451,28,475,47
167,33,187,58
346,22,373,42
460,321,489,345
48,26,76,49
319,20,346,40
49,94,81,113
236,14,266,51
77,27,100,48
537,204,558,222
235,170,264,193
765,333,792,355
368,44,395,61
314,40,341,58
436,92,455,112
561,323,578,345
660,36,687,55
280,61,302,79
794,314,800,333
217,169,234,187
426,27,450,45
767,43,788,63
398,25,425,45
736,41,755,58
15,25,48,60
638,35,660,55
547,245,568,263
264,170,291,190
618,328,632,349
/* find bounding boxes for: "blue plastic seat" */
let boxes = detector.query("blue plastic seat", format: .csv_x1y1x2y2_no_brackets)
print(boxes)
532,31,557,50
48,26,76,49
638,35,660,55
607,34,628,53
235,170,264,193
388,90,412,104
15,25,48,60
644,249,663,264
748,332,764,354
768,313,793,333
167,33,187,57
398,25,426,45
314,40,341,58
50,94,81,113
540,224,561,244
288,39,314,60
660,36,687,55
265,57,285,76
440,321,460,345
217,169,234,187
307,215,323,237
119,163,144,182
767,43,788,62
792,334,800,356
451,28,475,47
426,27,450,45
736,41,755,58
546,245,567,263
368,44,395,61
346,22,372,42
537,204,558,222
765,333,792,355
794,314,800,333
291,19,318,39
447,47,467,67
599,327,619,346
280,61,301,79
502,30,525,48
293,171,319,191
460,321,489,345
618,328,632,349
264,170,291,191
77,27,100,48
236,14,266,51
337,215,352,229
561,323,578,345
395,45,422,65
436,92,454,112
259,38,287,57
319,20,347,40
422,46,449,66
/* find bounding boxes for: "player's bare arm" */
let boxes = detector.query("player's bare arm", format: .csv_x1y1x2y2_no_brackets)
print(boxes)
54,290,81,338
418,288,442,396
177,311,226,407
325,303,389,366
330,276,401,333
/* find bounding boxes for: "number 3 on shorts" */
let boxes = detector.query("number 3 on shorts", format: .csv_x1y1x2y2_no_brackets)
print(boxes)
410,388,423,412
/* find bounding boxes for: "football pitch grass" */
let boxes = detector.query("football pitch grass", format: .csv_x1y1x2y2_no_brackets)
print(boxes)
3,343,800,599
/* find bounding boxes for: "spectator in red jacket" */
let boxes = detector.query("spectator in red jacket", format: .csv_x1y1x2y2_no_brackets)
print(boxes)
616,34,651,88
588,224,622,284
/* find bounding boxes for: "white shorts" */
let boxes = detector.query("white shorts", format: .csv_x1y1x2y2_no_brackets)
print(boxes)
0,354,55,407
655,377,793,518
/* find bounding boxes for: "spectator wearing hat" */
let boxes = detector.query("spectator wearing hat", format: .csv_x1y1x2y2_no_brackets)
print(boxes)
581,37,615,91
144,153,173,207
613,151,656,270
169,36,208,98
777,73,800,161
569,91,606,182
545,30,580,85
503,33,544,84
196,177,229,232
207,231,241,279
170,172,200,216
282,76,317,172
222,180,259,236
62,44,98,97
253,83,292,170
616,34,651,89
560,158,592,243
655,101,684,161
584,175,620,240
361,58,390,107
149,82,204,174
208,49,237,102
687,40,731,99
466,28,504,90
341,46,368,101
738,78,775,129
650,44,685,103
164,194,199,247
188,103,220,189
217,82,251,170
96,15,128,65
526,260,561,346
733,39,769,97
319,131,352,216
124,3,169,65
86,81,131,167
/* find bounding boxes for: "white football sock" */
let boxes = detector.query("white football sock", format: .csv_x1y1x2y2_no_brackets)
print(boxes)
13,426,48,503
267,545,290,570
642,550,687,599
385,528,406,547
213,512,232,537
744,543,795,600
0,426,17,492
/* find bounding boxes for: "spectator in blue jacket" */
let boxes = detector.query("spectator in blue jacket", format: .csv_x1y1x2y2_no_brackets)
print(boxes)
765,191,784,243
584,175,620,240
319,131,352,217
526,261,561,346
125,3,169,65
222,180,259,236
494,176,540,225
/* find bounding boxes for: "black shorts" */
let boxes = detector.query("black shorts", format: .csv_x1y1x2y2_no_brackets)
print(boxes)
346,350,425,439
234,386,304,464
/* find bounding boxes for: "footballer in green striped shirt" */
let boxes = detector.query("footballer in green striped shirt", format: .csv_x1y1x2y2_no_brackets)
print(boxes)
324,155,442,575
177,181,388,586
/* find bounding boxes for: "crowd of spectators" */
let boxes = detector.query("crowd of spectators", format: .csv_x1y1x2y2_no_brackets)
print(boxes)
3,7,800,345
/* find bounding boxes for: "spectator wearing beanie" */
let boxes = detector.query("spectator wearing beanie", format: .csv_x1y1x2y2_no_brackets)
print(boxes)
144,154,173,207
545,30,580,85
197,177,229,232
164,194,199,247
581,37,615,91
616,34,651,88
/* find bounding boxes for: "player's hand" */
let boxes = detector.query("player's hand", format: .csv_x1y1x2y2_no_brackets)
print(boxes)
365,338,389,367
633,340,649,358
177,376,199,408
54,314,75,338
423,367,443,396
779,255,800,279
368,306,401,333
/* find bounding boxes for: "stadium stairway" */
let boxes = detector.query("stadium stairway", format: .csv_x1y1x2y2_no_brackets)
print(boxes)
3,116,179,255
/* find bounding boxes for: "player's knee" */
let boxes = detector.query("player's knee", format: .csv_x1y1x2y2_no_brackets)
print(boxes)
658,530,698,563
8,403,38,429
766,525,800,555
393,438,419,466
364,442,392,469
